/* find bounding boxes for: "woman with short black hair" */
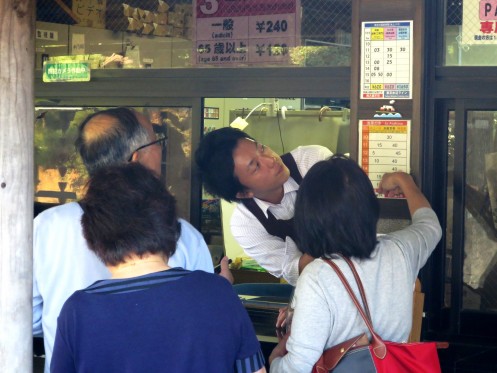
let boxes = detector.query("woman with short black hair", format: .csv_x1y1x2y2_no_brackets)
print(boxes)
269,155,442,372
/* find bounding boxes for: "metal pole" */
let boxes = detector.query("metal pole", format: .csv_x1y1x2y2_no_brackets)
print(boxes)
0,0,35,371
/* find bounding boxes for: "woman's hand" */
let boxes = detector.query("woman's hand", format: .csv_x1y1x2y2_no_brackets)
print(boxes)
377,172,430,215
377,172,407,197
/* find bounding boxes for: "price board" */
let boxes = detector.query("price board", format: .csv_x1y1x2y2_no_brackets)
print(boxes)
359,119,411,197
194,0,300,65
361,21,413,99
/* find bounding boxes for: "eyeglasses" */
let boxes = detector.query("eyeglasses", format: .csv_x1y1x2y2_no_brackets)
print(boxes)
127,136,167,162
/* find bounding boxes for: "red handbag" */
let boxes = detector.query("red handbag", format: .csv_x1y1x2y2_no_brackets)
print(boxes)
312,257,444,373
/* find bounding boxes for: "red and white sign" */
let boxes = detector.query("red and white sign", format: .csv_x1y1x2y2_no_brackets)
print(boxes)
462,0,497,44
194,0,301,65
359,119,411,198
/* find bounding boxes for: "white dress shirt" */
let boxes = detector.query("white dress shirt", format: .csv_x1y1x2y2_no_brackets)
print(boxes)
230,145,332,285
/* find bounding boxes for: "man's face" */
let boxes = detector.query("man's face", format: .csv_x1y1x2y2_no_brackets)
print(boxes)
135,112,163,176
232,138,290,202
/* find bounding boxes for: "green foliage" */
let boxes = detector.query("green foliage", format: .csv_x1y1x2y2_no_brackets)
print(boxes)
34,110,89,193
289,46,351,67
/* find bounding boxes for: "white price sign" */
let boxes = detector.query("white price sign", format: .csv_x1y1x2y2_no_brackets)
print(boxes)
194,0,300,65
359,119,411,198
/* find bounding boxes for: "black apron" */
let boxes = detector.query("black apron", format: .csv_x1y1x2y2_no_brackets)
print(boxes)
240,153,302,242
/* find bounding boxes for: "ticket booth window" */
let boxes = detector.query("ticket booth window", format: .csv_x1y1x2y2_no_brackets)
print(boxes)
200,97,350,265
34,106,193,220
35,0,352,69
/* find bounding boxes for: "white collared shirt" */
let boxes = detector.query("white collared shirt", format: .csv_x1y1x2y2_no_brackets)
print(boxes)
230,145,333,285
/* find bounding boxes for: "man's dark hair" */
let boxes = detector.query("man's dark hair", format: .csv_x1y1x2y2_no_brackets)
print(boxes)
80,163,179,266
75,107,149,175
294,154,379,259
195,127,255,202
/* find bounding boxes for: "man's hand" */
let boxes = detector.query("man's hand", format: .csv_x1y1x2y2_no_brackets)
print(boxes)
218,256,234,284
269,332,290,364
275,306,288,329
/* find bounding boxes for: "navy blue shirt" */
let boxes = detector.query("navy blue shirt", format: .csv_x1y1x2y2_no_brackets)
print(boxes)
51,268,264,372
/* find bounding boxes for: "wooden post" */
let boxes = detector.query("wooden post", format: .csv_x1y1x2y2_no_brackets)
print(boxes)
0,0,35,371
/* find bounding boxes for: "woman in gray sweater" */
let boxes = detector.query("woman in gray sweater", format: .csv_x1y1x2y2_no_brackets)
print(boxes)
269,155,442,372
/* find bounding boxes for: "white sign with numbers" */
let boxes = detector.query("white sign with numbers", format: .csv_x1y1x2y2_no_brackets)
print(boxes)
194,0,300,65
359,119,411,198
361,21,413,99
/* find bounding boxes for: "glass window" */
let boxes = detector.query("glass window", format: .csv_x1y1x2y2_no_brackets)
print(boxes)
445,110,455,308
444,0,497,66
34,106,193,220
445,110,497,312
199,97,350,258
35,0,351,69
462,111,497,311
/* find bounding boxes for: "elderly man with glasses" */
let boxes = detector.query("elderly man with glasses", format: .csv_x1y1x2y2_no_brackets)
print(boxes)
127,132,166,162
33,107,231,373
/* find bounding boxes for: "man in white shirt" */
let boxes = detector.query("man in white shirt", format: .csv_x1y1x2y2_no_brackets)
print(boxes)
195,127,332,286
33,108,230,373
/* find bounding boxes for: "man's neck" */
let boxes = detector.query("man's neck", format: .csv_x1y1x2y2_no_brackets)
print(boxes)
254,186,285,205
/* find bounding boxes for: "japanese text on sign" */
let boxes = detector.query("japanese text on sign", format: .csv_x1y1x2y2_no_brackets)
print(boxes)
194,0,300,65
462,0,497,44
72,0,106,29
361,21,413,99
359,119,411,198
43,62,91,82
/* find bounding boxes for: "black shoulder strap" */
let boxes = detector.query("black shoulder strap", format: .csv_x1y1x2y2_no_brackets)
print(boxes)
241,198,296,241
241,198,270,231
281,152,302,185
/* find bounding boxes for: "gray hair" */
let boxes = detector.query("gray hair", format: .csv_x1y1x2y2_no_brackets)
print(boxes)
75,107,150,175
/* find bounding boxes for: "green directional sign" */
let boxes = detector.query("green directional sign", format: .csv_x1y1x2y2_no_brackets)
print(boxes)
43,61,91,82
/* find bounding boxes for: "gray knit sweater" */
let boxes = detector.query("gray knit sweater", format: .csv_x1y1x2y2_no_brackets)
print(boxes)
270,207,442,373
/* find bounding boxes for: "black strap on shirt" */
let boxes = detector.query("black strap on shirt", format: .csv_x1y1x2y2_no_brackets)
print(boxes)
280,153,302,184
240,153,302,241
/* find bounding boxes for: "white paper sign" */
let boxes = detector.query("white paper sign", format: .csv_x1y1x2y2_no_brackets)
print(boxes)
359,119,411,198
194,0,301,65
361,21,413,100
71,33,85,55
